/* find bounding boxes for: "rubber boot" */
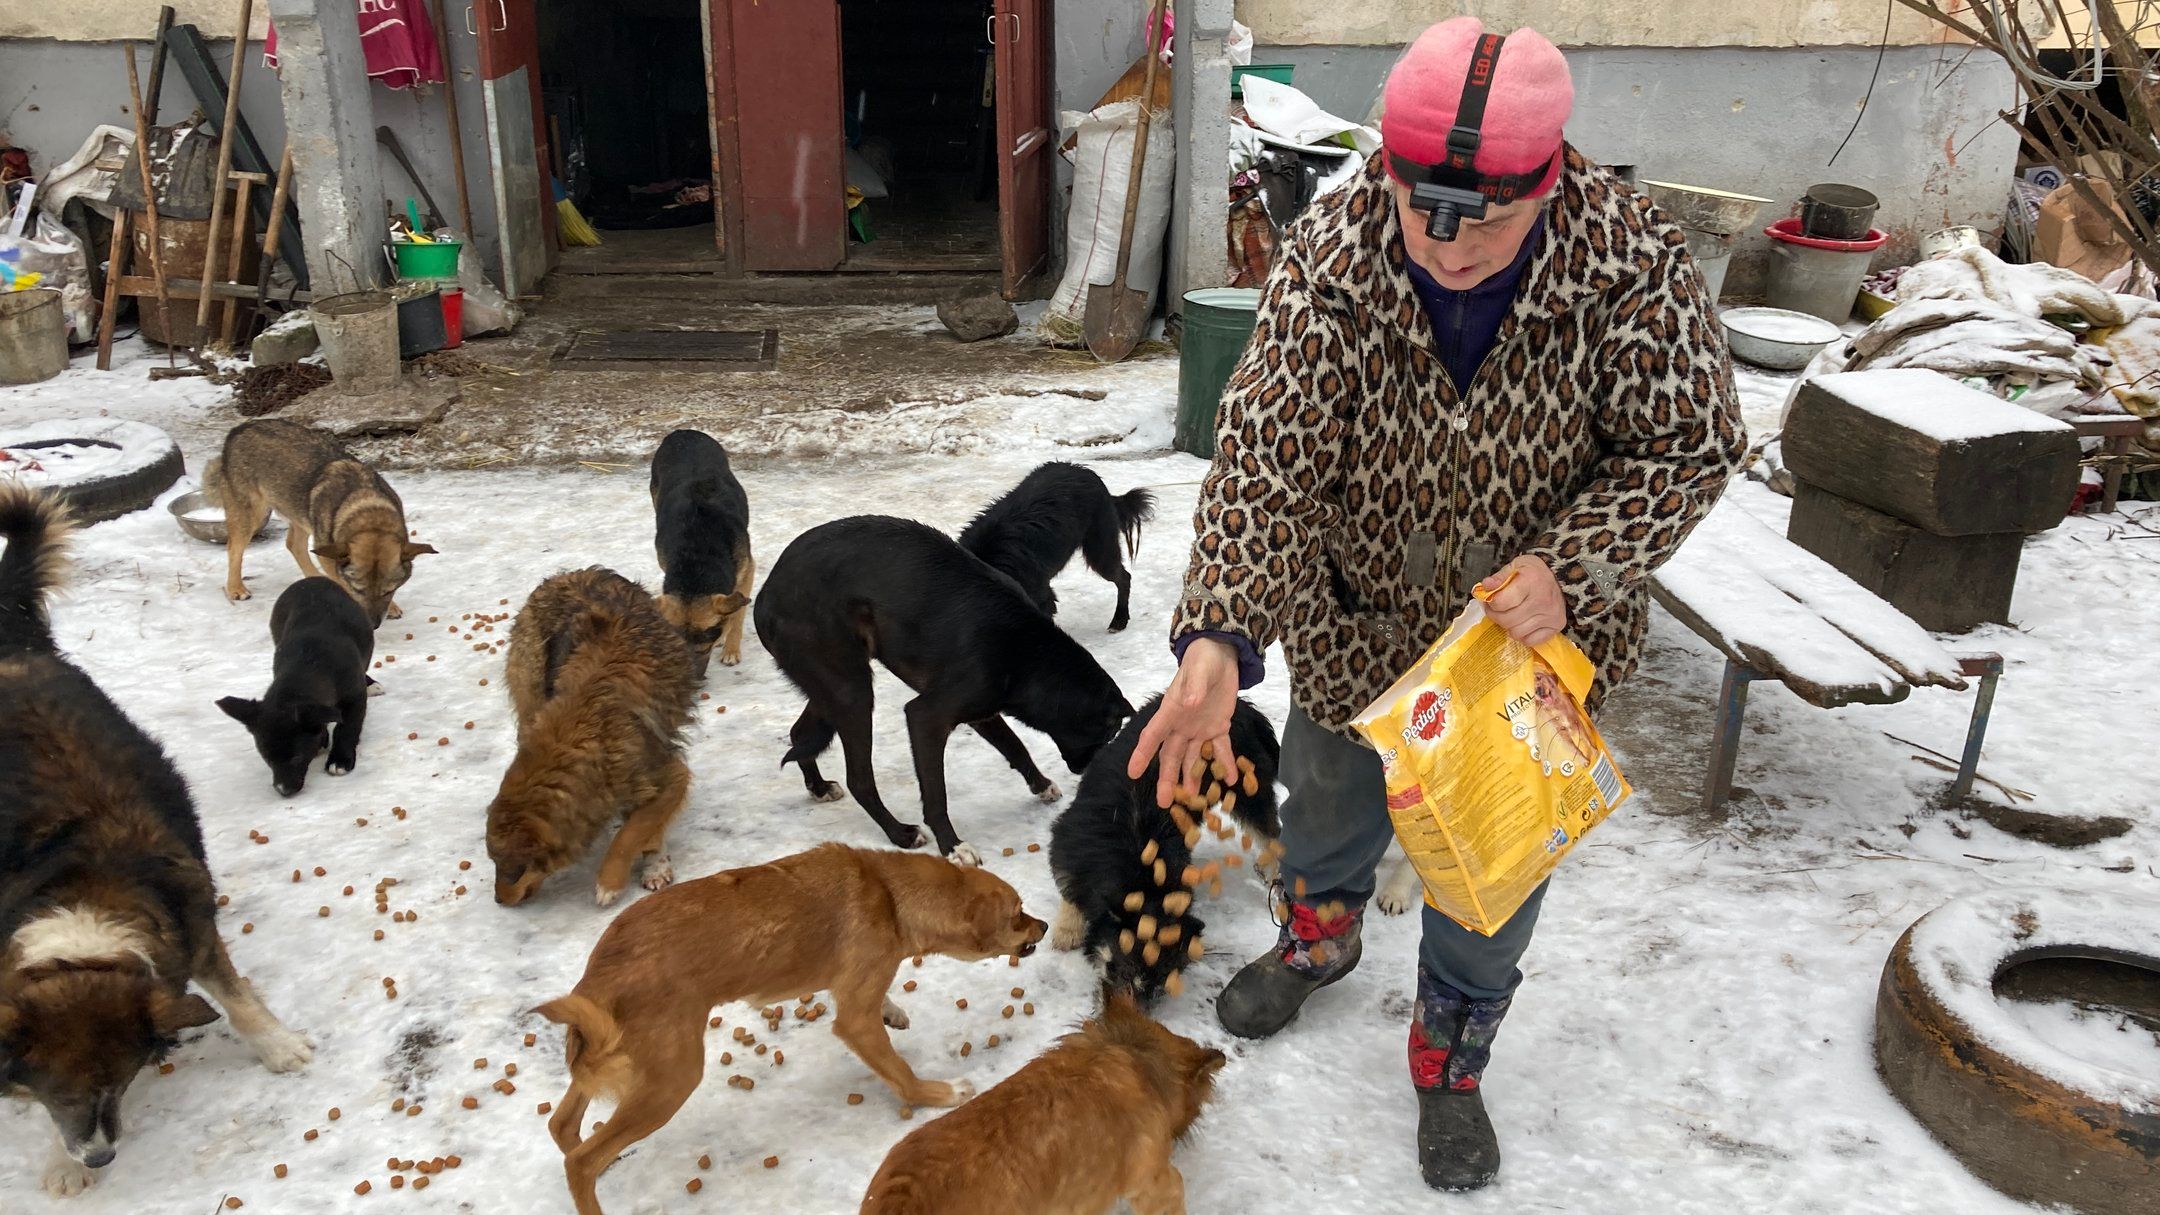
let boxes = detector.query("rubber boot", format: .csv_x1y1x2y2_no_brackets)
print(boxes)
1216,896,1363,1039
1408,967,1513,1191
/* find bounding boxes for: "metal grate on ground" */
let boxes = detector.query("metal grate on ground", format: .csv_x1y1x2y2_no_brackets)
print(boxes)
552,328,778,372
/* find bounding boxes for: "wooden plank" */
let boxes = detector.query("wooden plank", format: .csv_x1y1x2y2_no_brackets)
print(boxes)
1788,484,2024,633
117,276,308,303
1782,369,2082,536
1650,562,1910,710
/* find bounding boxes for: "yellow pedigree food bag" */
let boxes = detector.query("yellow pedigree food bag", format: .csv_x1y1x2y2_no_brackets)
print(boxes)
1350,577,1632,936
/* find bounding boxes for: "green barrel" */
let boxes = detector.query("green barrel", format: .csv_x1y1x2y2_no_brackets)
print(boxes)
1175,287,1262,459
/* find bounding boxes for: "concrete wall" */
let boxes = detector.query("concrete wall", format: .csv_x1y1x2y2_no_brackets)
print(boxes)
0,23,505,282
1251,42,2020,294
1235,0,1954,48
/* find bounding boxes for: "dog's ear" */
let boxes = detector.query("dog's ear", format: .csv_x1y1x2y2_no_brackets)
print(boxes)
1190,1046,1229,1084
150,991,220,1035
718,592,750,613
215,696,261,726
403,542,438,560
313,541,350,564
966,891,1007,941
295,703,342,730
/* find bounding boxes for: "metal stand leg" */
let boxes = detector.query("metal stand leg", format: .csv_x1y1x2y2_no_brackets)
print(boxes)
1704,659,1757,812
1950,654,2004,803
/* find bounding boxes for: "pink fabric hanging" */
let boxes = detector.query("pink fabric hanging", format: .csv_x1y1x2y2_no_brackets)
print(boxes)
264,0,446,90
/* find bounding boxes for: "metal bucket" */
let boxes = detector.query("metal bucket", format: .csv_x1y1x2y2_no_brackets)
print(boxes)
1800,183,1881,241
1175,288,1262,459
0,289,70,386
313,291,401,395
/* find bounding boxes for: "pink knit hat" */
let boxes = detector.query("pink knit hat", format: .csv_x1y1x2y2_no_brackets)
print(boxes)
1382,17,1572,199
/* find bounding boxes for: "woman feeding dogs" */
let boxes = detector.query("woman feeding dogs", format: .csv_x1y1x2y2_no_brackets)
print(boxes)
1130,17,1745,1192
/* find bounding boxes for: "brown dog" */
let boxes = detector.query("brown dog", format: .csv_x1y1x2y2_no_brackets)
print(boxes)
204,419,434,626
536,843,1047,1215
487,568,697,907
860,992,1224,1215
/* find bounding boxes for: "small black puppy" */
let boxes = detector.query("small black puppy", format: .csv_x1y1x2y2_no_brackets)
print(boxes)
1048,694,1282,1003
958,461,1154,631
756,515,1133,864
217,577,374,796
650,429,754,678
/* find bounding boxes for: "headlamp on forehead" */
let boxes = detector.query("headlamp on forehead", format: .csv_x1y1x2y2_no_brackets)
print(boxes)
1391,32,1550,242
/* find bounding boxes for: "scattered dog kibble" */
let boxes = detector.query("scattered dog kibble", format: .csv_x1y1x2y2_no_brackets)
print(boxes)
328,1108,341,1120
1023,1003,1034,1016
291,870,301,884
318,906,330,917
900,1106,914,1120
390,1176,405,1190
955,998,967,1010
772,1051,784,1066
960,1042,973,1057
391,1098,406,1113
763,1156,779,1169
217,894,230,907
709,1016,722,1028
1008,955,1022,968
1002,1005,1014,1019
464,721,474,730
373,930,385,941
538,1101,552,1114
698,1154,712,1169
1001,847,1014,857
405,1104,422,1117
413,1177,429,1191
494,1079,516,1095
455,885,467,896
241,923,254,934
754,1044,767,1057
479,678,489,686
524,1032,538,1047
720,1052,732,1065
158,1062,174,1075
987,1034,1001,1048
474,1057,488,1070
912,956,924,967
274,1164,287,1179
436,737,449,746
447,1156,462,1168
1011,987,1024,998
1026,843,1041,853
687,1178,703,1194
505,1063,518,1077
407,732,418,740
304,1129,318,1142
847,1093,864,1105
461,1097,479,1110
902,980,916,993
404,633,414,641
343,885,354,896
354,1180,371,1195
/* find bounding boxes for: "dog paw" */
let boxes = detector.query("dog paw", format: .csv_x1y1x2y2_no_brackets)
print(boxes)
252,1025,315,1073
639,852,675,892
386,603,404,620
594,883,624,909
326,760,353,777
1374,888,1414,916
720,651,742,667
889,825,930,850
43,1152,94,1196
1033,782,1062,805
947,842,983,868
812,782,847,804
1375,861,1420,916
365,681,386,698
914,1079,974,1108
1050,905,1087,952
882,997,910,1030
226,586,252,604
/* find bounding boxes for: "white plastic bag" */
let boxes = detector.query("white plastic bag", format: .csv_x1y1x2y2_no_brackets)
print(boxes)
1226,20,1254,67
1038,99,1174,347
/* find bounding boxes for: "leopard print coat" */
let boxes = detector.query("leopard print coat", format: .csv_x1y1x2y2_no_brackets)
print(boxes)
1172,146,1747,738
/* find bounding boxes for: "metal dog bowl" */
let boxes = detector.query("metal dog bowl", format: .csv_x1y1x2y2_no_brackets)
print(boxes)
169,489,281,545
1720,306,1842,371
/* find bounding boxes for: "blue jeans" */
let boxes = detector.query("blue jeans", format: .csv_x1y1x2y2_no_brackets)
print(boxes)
1276,707,1547,1002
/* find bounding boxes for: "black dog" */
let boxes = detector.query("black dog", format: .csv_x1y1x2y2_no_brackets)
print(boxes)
2,484,310,1196
958,461,1154,631
650,429,754,678
755,516,1133,864
216,576,373,796
1048,695,1282,1003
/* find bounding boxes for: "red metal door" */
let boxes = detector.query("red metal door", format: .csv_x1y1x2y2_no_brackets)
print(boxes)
729,0,845,271
995,0,1051,296
474,0,556,295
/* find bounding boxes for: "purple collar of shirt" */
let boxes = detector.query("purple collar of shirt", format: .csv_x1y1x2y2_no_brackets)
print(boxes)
1403,211,1546,393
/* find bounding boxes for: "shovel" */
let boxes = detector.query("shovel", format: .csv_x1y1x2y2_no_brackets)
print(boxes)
1084,0,1170,363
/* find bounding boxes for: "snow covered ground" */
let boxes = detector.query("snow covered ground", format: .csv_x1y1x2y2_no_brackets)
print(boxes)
1,355,2156,1215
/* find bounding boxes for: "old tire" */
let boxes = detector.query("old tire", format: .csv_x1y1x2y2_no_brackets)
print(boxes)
1874,887,2160,1214
0,418,183,524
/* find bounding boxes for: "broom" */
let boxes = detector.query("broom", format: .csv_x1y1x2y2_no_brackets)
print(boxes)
552,177,602,248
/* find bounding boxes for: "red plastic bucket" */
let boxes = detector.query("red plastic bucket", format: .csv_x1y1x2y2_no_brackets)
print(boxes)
1764,217,1886,252
440,288,464,349
1763,218,1886,322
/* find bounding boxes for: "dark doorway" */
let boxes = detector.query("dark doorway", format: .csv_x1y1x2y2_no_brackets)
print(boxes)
537,0,718,267
838,0,1001,271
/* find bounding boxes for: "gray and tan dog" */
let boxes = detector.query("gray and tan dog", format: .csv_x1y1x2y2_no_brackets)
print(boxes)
204,419,434,625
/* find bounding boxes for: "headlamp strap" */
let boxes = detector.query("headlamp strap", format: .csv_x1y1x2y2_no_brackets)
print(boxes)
1388,32,1557,206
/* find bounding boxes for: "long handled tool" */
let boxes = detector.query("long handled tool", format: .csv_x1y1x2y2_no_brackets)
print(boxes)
124,42,177,369
96,6,175,370
1083,0,1169,363
425,0,475,238
195,0,253,333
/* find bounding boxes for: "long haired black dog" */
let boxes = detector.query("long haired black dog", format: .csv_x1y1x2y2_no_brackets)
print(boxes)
958,462,1154,632
1048,695,1282,1003
756,516,1133,865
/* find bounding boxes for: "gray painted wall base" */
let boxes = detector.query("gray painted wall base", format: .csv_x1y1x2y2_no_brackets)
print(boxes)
1251,43,2018,296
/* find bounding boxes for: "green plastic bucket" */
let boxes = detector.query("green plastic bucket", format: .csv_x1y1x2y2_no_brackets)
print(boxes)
391,239,462,282
1175,288,1262,458
1230,64,1295,98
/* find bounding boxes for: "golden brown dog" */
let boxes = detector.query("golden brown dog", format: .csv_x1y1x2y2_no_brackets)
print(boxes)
487,568,697,907
536,843,1047,1215
860,992,1224,1215
204,419,434,626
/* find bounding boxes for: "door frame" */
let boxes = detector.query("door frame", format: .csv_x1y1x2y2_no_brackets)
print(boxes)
701,0,741,270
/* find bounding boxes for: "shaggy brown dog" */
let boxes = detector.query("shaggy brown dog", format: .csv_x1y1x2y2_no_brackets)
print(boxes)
536,843,1047,1215
487,568,697,907
204,419,434,625
1,483,311,1198
859,992,1224,1215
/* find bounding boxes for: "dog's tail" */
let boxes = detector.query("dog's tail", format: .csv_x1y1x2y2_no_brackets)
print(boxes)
1113,488,1155,558
534,993,631,1094
199,455,225,508
0,481,71,654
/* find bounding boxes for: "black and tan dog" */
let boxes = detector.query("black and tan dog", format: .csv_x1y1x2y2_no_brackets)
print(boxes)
538,843,1046,1215
959,461,1154,632
1048,695,1282,1002
205,418,434,625
487,568,698,907
649,428,753,677
756,516,1133,865
216,576,375,796
0,483,312,1198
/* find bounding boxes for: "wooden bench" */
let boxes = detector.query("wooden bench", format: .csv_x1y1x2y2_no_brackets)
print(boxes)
1649,504,2002,811
2070,414,2148,515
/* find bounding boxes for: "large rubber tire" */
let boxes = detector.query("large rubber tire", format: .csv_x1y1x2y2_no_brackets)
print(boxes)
0,418,184,524
1874,888,2160,1214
